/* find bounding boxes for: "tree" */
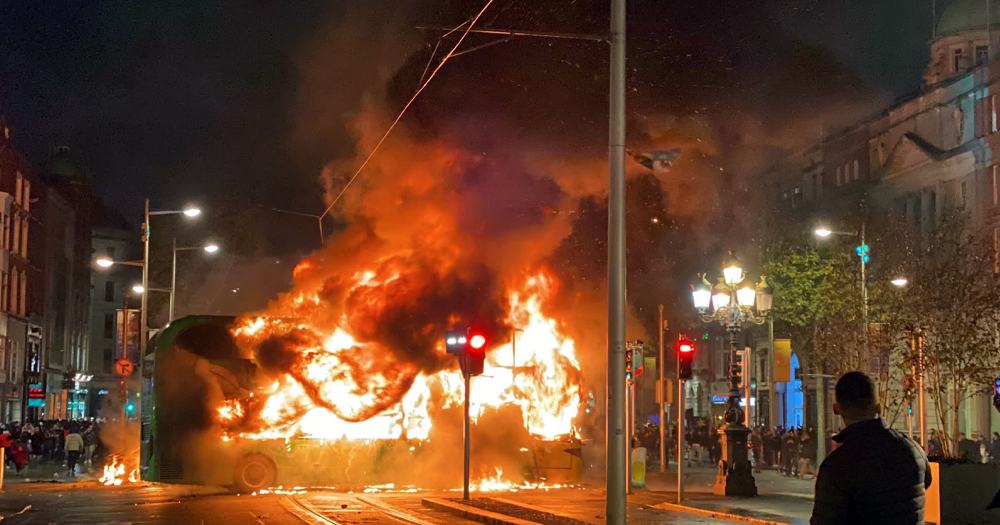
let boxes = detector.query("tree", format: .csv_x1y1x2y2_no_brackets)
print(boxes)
904,215,1000,456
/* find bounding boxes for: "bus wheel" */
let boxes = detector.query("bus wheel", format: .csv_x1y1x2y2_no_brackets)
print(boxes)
233,453,277,493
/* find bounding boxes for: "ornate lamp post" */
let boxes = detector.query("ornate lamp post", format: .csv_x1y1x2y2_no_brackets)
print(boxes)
692,252,772,497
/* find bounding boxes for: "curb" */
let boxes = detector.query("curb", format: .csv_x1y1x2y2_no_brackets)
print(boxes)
489,497,601,525
649,501,792,525
422,497,540,525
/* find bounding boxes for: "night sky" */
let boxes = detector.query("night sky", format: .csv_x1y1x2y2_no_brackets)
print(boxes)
0,0,933,233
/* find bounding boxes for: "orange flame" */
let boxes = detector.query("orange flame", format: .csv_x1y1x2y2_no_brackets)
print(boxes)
222,268,583,445
100,455,140,486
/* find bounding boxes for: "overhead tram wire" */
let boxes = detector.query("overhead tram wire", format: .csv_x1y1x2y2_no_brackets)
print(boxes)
318,0,497,224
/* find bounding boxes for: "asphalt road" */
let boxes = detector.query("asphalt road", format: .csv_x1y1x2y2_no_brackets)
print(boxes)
0,484,746,525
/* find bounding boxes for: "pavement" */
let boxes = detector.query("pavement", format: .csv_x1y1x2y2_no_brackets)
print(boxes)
2,457,101,489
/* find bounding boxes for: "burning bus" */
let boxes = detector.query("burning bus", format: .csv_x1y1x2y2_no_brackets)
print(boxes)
142,268,586,492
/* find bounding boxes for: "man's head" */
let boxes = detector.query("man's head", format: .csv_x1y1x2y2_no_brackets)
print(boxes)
833,371,880,425
958,433,967,441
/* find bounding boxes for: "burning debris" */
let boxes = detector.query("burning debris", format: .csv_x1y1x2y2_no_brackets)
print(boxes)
100,454,140,486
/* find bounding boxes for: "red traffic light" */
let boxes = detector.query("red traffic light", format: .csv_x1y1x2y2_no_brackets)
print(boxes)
677,339,695,353
469,334,487,350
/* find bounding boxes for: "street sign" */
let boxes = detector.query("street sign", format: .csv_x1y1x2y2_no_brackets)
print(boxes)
115,359,134,377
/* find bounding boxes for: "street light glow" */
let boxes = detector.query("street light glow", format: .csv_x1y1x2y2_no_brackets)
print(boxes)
95,257,114,268
132,284,146,294
814,227,833,238
891,277,908,288
183,207,202,217
203,244,220,253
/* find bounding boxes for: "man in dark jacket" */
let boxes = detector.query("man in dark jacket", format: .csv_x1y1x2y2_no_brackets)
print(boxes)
811,371,931,525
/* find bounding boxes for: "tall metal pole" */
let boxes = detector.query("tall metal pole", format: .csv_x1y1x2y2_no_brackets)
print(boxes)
463,370,471,500
122,292,129,438
816,374,826,463
169,238,177,322
860,220,868,348
659,305,666,474
768,318,777,428
606,0,627,522
137,199,150,429
918,332,927,447
745,346,752,427
677,376,684,502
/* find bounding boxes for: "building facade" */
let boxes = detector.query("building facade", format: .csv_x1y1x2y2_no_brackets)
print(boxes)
764,0,1000,437
87,205,137,418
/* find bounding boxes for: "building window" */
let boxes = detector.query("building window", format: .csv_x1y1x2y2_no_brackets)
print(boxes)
103,348,114,373
994,227,1000,273
814,173,823,198
19,271,26,316
14,173,22,205
994,166,999,207
853,159,860,181
22,180,29,211
977,45,990,67
12,217,19,256
955,48,966,72
104,313,114,339
929,191,938,230
962,180,969,209
836,167,842,186
20,221,27,258
105,281,115,302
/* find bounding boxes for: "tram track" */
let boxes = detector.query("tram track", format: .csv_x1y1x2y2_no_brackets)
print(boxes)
283,493,438,525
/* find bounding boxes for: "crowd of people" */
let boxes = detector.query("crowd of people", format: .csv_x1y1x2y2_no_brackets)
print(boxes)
0,419,104,477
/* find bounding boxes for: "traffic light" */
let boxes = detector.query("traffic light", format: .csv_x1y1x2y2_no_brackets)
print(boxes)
466,332,487,376
126,402,136,413
733,350,745,387
447,328,487,376
677,337,695,380
625,345,634,381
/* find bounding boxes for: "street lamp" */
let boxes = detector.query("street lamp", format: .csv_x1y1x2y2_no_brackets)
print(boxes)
170,239,221,321
95,257,114,268
814,222,868,346
131,284,146,294
891,277,908,288
138,200,202,440
691,252,770,497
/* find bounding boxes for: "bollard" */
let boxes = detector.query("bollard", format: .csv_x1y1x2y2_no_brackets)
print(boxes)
631,446,647,488
0,447,5,491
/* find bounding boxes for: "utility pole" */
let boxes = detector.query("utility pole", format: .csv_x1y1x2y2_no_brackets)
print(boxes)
606,0,627,522
659,305,666,474
768,318,777,428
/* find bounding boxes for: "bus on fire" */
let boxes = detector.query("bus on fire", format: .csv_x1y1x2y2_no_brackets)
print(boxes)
139,315,584,492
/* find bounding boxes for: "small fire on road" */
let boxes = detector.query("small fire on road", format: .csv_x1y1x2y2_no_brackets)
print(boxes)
100,455,140,486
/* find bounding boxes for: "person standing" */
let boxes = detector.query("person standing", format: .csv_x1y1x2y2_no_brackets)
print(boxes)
957,433,981,463
64,428,84,477
811,372,931,525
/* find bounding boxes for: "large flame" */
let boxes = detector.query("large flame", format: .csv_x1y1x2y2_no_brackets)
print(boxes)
223,268,583,443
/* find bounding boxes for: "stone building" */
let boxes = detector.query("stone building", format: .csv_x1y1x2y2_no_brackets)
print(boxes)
764,0,1000,437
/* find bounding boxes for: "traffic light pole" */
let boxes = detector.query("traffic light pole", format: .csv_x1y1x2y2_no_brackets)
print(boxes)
678,377,684,502
659,305,666,474
463,365,471,500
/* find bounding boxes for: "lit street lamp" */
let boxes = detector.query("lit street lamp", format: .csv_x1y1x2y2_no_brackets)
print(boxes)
891,277,908,288
138,201,201,438
814,222,868,345
170,239,220,321
131,284,146,294
692,252,770,497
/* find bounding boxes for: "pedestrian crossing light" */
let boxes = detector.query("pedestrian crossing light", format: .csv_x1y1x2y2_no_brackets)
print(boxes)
126,403,136,413
625,346,633,381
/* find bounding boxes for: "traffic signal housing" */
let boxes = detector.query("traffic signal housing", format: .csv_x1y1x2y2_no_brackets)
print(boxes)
677,337,695,381
447,328,487,376
625,345,634,381
733,350,745,387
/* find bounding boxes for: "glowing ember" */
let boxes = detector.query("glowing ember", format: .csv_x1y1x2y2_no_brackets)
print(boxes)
100,455,140,486
221,268,583,446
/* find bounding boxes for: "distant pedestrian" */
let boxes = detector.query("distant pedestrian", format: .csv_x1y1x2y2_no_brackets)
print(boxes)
957,433,981,463
811,371,931,525
64,429,84,477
